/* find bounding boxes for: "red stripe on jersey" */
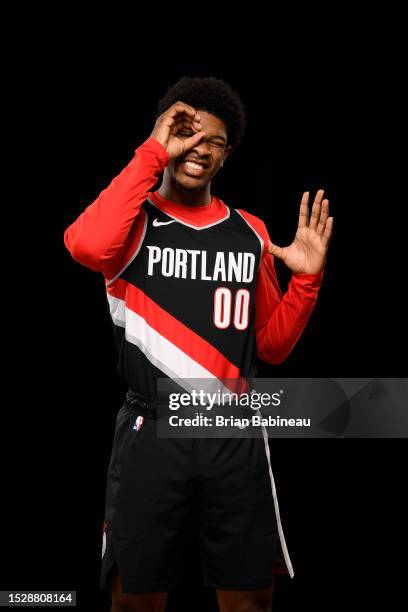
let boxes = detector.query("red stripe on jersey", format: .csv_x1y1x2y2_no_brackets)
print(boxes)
108,280,249,392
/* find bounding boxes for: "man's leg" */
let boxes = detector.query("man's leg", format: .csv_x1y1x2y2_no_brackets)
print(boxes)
216,575,275,612
101,404,194,606
109,566,168,612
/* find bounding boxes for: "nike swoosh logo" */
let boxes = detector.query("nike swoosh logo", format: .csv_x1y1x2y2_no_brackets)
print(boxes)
152,218,177,227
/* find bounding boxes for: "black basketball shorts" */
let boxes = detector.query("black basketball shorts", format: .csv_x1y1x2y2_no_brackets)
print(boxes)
99,400,291,594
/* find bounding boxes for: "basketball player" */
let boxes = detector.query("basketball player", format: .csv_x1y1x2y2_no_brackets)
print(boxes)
64,77,333,612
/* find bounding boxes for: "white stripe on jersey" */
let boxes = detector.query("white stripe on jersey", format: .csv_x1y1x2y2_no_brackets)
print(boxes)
106,293,234,396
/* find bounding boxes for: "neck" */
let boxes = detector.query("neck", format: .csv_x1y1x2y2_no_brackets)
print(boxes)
158,174,212,207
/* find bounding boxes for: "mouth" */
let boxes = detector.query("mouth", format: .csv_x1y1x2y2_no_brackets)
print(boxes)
179,159,208,178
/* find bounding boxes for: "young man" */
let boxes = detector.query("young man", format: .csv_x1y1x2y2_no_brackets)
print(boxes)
64,77,333,612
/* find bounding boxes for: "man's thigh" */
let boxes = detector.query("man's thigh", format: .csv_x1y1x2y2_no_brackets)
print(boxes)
216,576,275,612
198,436,284,589
100,407,195,594
109,566,168,612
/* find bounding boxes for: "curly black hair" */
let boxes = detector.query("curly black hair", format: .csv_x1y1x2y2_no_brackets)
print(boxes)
154,76,246,155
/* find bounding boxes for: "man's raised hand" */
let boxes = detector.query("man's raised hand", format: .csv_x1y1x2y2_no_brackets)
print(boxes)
267,190,334,274
150,101,206,160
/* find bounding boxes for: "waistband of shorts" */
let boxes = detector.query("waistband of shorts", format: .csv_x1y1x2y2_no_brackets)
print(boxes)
124,388,170,419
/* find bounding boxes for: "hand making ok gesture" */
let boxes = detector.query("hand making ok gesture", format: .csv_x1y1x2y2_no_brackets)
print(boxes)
267,190,334,274
150,101,205,160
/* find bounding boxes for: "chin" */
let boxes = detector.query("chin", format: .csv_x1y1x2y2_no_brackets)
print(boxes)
174,174,207,193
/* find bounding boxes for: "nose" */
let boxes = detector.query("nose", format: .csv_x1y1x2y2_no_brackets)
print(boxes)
191,137,212,157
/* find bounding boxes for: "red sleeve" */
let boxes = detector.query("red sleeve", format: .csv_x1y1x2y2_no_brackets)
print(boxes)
255,255,323,364
237,209,324,365
63,136,169,279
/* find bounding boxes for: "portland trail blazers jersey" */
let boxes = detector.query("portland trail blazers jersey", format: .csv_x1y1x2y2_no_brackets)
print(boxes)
106,194,264,395
64,136,323,396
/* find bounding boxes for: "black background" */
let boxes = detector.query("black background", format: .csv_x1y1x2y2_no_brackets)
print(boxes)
3,14,406,612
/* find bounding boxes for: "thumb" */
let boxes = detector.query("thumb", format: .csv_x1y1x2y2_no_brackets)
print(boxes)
267,240,286,261
184,131,206,151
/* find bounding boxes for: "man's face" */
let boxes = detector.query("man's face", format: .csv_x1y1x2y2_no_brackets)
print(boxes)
168,111,231,192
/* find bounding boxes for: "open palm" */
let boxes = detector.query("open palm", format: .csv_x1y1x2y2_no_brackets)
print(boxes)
267,190,333,274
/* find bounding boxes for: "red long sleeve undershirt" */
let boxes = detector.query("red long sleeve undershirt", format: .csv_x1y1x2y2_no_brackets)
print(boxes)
64,137,323,365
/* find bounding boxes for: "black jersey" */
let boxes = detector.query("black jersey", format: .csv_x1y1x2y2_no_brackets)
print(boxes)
106,196,264,396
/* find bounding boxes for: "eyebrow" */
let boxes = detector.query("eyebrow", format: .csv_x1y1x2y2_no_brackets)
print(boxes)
209,135,227,143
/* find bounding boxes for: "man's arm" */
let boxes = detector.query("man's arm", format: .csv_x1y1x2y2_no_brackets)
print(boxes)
64,101,206,280
255,252,323,364
238,187,332,365
255,188,333,363
63,137,170,279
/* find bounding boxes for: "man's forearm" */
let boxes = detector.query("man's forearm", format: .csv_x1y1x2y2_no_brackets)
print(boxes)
64,137,169,275
256,271,323,364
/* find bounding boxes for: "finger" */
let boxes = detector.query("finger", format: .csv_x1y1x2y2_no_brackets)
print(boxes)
309,189,325,230
267,240,286,261
183,131,206,151
183,120,203,132
174,117,203,134
173,118,202,139
176,112,201,125
159,109,202,138
174,120,191,132
174,118,195,128
172,120,190,136
298,192,310,228
317,199,329,236
168,102,201,121
321,217,334,247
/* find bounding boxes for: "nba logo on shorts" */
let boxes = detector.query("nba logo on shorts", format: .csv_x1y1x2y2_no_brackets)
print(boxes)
133,415,144,431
